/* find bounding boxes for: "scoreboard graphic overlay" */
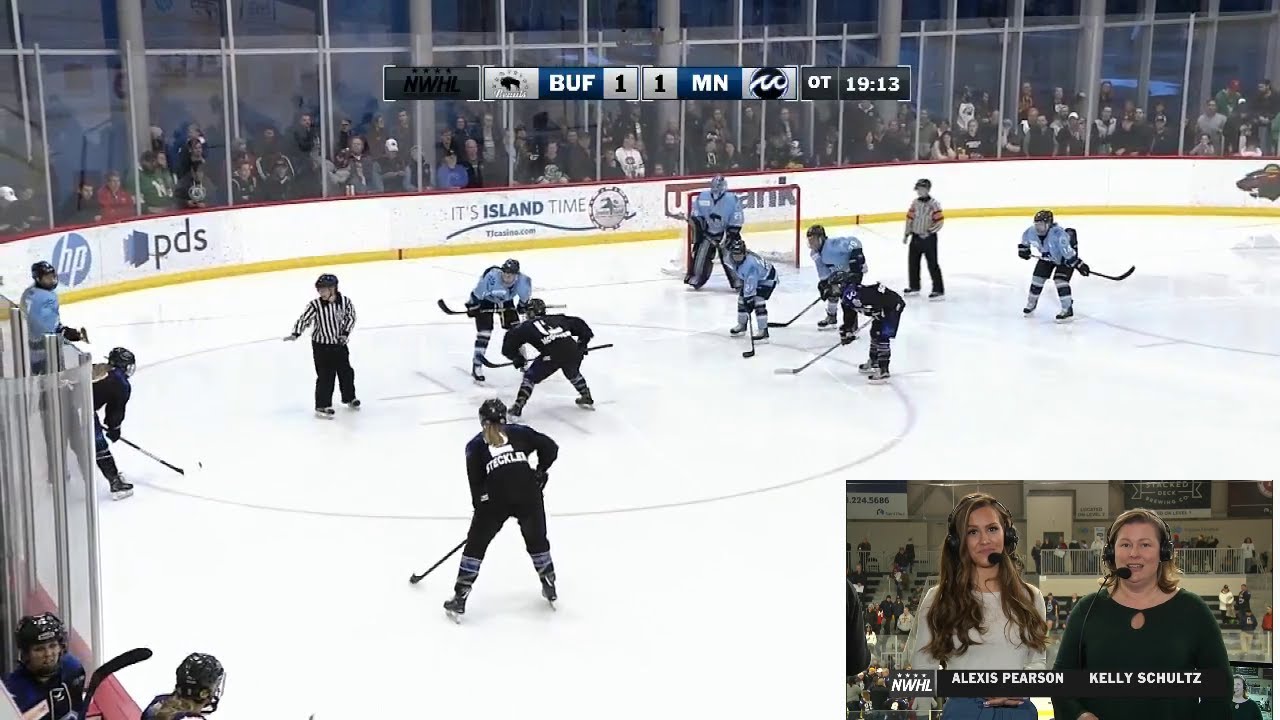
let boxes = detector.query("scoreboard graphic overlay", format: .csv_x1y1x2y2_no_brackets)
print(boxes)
382,65,912,103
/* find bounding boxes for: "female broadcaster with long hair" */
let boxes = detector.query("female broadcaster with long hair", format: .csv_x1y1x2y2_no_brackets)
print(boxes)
908,493,1049,719
1052,508,1230,719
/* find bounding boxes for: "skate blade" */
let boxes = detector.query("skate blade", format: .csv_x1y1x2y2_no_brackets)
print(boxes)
1055,316,1074,324
111,490,133,501
547,600,557,611
445,610,463,624
576,403,596,411
929,296,945,302
752,337,770,344
314,411,335,420
868,377,890,385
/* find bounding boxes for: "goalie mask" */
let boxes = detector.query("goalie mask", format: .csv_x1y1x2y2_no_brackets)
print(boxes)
708,175,728,199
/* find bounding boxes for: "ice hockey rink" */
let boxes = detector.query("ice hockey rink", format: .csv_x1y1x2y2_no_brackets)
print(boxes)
63,214,1277,718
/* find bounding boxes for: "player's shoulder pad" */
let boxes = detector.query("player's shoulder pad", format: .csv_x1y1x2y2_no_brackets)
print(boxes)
464,432,485,454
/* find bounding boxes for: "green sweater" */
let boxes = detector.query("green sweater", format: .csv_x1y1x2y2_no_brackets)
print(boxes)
1052,588,1230,720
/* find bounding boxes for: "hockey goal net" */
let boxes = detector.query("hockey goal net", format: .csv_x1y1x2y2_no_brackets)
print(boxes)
660,182,803,278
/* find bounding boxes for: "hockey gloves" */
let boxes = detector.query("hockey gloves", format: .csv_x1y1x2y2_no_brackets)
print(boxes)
105,427,121,442
1018,246,1032,261
511,354,527,371
59,326,84,342
1075,261,1091,276
534,470,548,490
578,342,590,356
818,277,830,295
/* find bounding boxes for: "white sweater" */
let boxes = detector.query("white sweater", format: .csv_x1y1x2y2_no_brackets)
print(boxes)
908,584,1048,670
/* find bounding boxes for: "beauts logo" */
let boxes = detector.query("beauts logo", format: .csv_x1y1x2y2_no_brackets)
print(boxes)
123,218,209,269
50,233,93,288
1236,164,1280,202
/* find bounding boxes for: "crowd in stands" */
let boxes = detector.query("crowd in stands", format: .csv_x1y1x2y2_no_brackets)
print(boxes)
0,72,1276,241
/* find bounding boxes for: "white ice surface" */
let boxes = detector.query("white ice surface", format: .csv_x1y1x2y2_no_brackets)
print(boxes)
65,216,1278,718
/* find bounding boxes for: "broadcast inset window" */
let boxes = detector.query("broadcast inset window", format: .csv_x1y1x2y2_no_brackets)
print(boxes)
847,480,1274,720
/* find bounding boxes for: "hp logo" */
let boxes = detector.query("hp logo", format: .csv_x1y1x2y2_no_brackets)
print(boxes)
51,233,93,287
748,67,789,100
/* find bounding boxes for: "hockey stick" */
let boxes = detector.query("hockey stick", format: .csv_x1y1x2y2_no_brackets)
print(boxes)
1029,253,1134,283
437,299,565,316
774,315,863,375
78,647,153,718
118,437,195,475
479,344,615,369
768,297,822,328
742,314,758,359
409,539,467,584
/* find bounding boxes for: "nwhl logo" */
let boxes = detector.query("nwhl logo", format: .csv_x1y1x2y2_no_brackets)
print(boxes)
1236,163,1280,201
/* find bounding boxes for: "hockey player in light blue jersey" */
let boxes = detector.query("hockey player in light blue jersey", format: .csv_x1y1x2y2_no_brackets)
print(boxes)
686,175,745,290
807,224,867,330
1017,210,1091,323
465,258,533,382
725,235,779,343
20,261,87,374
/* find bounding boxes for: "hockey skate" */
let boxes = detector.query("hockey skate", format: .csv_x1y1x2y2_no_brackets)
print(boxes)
1023,301,1038,316
575,393,595,411
109,476,134,500
471,364,485,383
857,361,878,376
1055,307,1074,323
314,407,335,419
867,367,891,384
509,401,525,418
817,313,839,329
729,322,748,337
344,398,361,410
751,328,770,343
929,291,945,301
903,288,920,296
443,594,468,623
540,573,558,609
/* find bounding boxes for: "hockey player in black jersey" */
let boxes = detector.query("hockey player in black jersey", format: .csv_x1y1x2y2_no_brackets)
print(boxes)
445,398,560,621
93,347,136,499
824,271,906,384
2,613,86,720
500,298,595,417
140,653,226,720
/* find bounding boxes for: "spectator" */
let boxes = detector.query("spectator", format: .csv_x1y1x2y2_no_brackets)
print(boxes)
458,138,488,189
1214,79,1244,118
436,127,459,162
435,150,469,189
1263,606,1272,657
1241,610,1257,655
1223,99,1253,154
560,129,592,182
404,145,429,190
0,186,29,233
1196,100,1227,153
849,563,867,597
1189,133,1217,156
1236,584,1252,616
476,113,501,164
452,114,478,147
230,160,260,204
175,164,213,209
174,124,206,177
1150,115,1179,155
1220,583,1235,627
379,138,412,192
898,602,914,635
334,117,355,154
59,180,101,225
1026,114,1056,157
1017,81,1035,122
390,108,414,150
614,133,646,179
365,114,389,159
1252,80,1276,153
96,171,134,222
260,155,296,201
1000,118,1024,156
1057,113,1086,156
1241,537,1256,572
531,141,569,184
1098,80,1116,110
857,537,872,569
956,119,984,158
931,130,957,160
1032,541,1042,574
229,138,257,176
1045,592,1058,632
345,137,382,194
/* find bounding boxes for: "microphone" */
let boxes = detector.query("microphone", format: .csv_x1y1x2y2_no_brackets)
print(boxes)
987,552,1004,566
1113,567,1133,580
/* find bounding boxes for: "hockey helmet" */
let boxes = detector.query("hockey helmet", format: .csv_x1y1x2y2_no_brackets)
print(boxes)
1033,209,1054,234
914,178,931,191
479,398,508,425
107,347,136,377
806,224,827,250
31,261,56,281
315,273,339,289
525,298,547,319
15,613,66,674
709,175,728,197
724,236,747,262
175,653,225,713
500,258,521,275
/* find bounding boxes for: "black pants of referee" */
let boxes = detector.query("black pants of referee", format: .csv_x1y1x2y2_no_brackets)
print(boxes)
312,342,356,409
906,231,944,294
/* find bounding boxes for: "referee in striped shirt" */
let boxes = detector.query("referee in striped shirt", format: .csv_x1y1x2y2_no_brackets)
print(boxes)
285,273,359,417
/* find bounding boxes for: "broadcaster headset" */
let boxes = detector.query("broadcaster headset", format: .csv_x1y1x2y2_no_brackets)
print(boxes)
945,493,1020,559
1079,509,1175,665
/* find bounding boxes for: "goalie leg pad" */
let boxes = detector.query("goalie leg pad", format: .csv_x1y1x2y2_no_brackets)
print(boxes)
688,233,718,288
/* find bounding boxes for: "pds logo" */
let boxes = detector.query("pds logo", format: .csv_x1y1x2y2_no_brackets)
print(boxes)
123,218,209,270
51,233,93,288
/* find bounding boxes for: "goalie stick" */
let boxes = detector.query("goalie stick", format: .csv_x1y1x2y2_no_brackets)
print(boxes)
409,539,467,584
119,437,197,475
437,299,565,316
479,343,615,369
78,647,153,718
768,297,821,328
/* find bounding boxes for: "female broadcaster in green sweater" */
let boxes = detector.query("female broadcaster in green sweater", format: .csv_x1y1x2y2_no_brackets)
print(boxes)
1052,509,1231,720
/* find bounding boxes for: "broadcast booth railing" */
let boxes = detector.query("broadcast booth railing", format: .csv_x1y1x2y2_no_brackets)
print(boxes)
0,291,106,677
1039,548,1256,576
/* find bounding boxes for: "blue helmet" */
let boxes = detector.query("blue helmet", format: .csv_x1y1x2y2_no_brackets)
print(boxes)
709,175,728,197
